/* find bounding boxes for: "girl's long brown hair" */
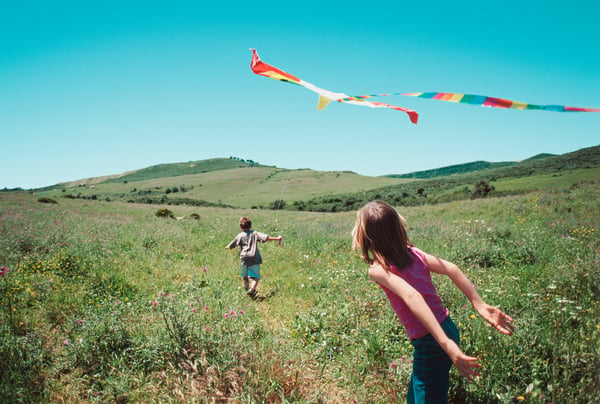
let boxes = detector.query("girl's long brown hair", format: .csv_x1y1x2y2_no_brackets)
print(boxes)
352,201,413,271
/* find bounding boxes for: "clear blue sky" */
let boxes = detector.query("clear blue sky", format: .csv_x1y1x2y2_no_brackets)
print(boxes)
2,0,599,189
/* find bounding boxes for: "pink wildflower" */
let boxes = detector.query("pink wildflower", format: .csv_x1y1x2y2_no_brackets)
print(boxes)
390,362,396,369
0,266,8,277
77,319,83,325
152,301,158,306
203,266,208,272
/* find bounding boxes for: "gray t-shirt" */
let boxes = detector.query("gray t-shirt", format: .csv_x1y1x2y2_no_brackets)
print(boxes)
227,230,269,266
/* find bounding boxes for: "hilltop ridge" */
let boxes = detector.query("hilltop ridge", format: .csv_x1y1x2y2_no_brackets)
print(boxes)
26,145,600,211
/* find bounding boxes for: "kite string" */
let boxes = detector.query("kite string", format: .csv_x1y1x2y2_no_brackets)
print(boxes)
275,172,291,233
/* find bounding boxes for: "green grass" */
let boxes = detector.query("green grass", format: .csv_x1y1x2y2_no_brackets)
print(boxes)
1,180,598,403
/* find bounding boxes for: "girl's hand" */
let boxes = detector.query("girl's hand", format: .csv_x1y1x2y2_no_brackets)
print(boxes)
453,352,482,382
444,340,481,382
475,304,515,335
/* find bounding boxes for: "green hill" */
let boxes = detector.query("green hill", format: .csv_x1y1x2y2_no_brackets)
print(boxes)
32,145,599,211
385,160,516,179
385,152,558,179
38,162,411,209
295,145,600,212
103,157,265,183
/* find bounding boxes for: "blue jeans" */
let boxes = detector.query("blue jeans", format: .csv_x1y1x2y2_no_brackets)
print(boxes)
407,316,460,404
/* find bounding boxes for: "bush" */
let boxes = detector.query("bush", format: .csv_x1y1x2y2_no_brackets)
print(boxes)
155,208,174,219
37,197,57,204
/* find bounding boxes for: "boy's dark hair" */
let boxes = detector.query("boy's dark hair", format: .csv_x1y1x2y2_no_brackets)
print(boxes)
239,217,252,230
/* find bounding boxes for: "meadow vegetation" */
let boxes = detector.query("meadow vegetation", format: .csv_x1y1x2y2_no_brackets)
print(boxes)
1,177,598,402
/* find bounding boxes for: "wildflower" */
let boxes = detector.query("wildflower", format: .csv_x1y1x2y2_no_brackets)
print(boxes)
77,319,83,325
204,305,209,311
390,362,396,369
0,266,8,277
192,308,197,313
203,266,208,272
63,339,70,346
205,326,210,331
152,301,158,306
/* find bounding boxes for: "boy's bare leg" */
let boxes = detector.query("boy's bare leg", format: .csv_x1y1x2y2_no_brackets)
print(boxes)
248,278,259,297
243,277,250,290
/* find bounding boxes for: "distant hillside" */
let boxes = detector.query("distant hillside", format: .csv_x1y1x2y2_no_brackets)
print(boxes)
387,153,557,179
102,157,266,183
30,145,599,211
386,161,516,179
296,145,600,212
38,161,408,209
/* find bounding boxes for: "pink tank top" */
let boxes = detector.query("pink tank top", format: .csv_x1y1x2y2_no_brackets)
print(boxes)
377,246,449,340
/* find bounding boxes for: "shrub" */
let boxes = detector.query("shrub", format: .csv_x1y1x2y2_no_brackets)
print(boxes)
37,197,57,204
155,208,174,219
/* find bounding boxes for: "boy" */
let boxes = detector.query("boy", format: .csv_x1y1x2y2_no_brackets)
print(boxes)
225,216,282,298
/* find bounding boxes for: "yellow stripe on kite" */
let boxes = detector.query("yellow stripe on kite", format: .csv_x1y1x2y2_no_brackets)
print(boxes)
266,71,301,84
510,101,528,110
448,93,464,103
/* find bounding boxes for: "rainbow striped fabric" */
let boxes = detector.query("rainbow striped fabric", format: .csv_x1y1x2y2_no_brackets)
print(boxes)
400,92,600,113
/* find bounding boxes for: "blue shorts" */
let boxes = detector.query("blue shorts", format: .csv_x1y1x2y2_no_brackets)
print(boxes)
407,316,460,404
241,264,261,279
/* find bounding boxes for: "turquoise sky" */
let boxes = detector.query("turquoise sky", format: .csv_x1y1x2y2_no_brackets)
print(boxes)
2,1,599,189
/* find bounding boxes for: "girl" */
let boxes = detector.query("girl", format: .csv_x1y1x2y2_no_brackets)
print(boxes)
352,201,514,403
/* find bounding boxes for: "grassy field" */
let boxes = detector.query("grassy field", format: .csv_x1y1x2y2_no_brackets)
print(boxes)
1,182,598,403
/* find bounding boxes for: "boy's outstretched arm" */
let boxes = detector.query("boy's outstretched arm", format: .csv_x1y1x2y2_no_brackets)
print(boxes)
425,253,515,335
266,236,283,242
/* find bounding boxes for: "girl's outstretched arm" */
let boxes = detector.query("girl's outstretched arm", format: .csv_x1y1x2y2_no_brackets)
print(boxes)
368,265,482,381
424,253,515,335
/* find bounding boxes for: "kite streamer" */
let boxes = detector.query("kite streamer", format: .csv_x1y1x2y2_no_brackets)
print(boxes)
250,49,600,123
398,92,600,113
250,49,419,124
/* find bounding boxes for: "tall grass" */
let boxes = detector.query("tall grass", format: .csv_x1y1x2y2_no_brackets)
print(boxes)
0,184,598,403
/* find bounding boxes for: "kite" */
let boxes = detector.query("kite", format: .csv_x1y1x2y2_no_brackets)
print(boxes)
250,49,419,124
250,49,600,124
